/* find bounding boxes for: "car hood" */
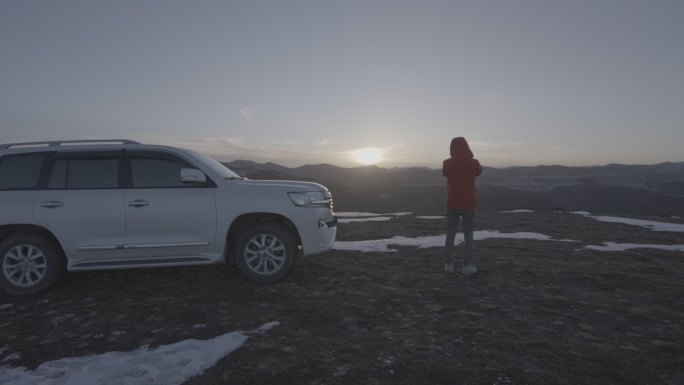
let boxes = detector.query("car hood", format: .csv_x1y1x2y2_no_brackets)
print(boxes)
234,179,329,192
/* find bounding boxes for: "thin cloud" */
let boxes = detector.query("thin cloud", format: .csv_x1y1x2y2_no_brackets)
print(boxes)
469,140,585,167
238,107,255,122
131,133,332,166
133,133,251,155
128,134,409,167
469,140,526,149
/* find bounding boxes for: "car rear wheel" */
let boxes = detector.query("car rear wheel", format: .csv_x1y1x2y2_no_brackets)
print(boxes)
0,234,62,295
233,223,297,284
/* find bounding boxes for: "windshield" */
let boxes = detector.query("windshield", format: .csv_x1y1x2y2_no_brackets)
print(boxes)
186,150,242,180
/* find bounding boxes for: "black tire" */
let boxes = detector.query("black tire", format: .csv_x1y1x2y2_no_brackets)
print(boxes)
233,223,297,284
0,234,62,295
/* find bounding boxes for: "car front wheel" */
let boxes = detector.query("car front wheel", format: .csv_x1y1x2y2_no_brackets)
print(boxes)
233,223,297,284
0,234,62,295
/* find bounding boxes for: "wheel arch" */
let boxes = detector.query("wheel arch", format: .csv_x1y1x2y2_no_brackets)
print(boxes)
225,213,301,262
0,224,67,268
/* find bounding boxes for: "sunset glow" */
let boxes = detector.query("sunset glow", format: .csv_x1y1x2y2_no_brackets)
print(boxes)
353,147,383,165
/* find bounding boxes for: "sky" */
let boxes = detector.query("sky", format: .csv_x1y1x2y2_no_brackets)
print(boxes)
1,0,683,168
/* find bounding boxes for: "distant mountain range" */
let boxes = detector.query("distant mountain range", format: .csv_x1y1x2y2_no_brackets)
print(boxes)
222,160,684,216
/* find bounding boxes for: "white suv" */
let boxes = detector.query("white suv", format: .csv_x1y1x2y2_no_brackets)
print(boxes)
0,139,337,295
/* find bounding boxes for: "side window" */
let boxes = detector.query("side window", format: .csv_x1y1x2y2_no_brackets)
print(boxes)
48,153,121,189
0,153,48,190
47,159,67,189
128,151,198,188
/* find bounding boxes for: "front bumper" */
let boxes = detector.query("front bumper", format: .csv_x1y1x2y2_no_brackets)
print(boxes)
300,214,337,255
315,225,337,254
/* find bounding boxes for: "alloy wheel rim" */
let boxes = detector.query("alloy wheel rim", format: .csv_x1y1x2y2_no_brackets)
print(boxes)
244,234,286,275
3,244,47,287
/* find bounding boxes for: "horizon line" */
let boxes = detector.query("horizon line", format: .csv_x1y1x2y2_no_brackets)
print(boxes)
219,159,684,171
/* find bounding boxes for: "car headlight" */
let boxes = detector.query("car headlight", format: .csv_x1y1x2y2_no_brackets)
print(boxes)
288,191,331,207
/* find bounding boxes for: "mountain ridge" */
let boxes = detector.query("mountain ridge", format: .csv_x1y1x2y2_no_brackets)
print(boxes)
222,160,684,216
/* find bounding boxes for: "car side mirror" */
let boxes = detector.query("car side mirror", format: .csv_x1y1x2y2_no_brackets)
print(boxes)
180,168,207,185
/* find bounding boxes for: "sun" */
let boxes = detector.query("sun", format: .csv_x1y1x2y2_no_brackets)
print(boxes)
353,147,383,165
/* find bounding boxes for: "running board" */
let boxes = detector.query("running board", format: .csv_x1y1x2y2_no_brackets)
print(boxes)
72,256,212,269
75,241,210,251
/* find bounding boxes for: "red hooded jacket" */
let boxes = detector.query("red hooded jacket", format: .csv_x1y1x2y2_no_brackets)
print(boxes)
442,137,482,210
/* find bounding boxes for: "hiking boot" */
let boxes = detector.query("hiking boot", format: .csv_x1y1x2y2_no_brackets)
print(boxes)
462,264,478,275
444,263,454,273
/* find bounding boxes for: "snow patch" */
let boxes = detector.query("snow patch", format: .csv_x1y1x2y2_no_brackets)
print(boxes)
338,216,393,224
0,321,279,385
586,242,684,252
336,212,411,217
501,209,534,213
2,353,20,363
571,212,684,232
254,321,280,334
336,212,412,223
333,230,563,252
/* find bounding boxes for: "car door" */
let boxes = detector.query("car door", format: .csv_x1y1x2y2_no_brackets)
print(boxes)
123,150,217,257
33,150,127,263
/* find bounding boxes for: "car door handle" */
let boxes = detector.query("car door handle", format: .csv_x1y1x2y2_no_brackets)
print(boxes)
127,199,149,208
40,200,64,208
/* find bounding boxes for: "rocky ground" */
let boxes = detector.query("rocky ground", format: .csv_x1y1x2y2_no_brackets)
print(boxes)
1,211,683,384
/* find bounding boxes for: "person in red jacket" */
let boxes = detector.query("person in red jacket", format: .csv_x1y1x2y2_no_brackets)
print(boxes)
442,137,482,275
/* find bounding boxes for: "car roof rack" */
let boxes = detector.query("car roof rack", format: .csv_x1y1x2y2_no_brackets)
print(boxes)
0,139,141,150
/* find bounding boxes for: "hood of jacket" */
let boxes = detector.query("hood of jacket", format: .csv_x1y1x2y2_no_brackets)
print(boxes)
450,137,474,158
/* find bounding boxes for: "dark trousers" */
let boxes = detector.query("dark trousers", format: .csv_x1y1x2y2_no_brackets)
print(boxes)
444,209,475,266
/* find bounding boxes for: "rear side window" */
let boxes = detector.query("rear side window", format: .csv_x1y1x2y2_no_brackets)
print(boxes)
0,153,48,190
48,151,121,189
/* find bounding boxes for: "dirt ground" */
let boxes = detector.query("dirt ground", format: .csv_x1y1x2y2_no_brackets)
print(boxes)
1,211,683,384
